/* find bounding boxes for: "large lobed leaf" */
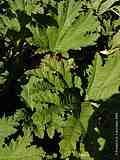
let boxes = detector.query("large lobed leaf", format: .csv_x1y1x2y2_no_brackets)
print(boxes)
88,52,120,101
21,55,75,110
47,0,98,52
52,14,98,52
21,54,94,158
27,0,99,52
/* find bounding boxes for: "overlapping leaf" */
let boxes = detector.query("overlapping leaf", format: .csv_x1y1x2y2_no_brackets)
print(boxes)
47,0,98,52
90,0,120,15
27,0,98,52
59,102,94,158
0,16,20,34
98,0,119,15
111,31,120,50
21,54,94,158
21,55,75,110
0,116,18,143
59,116,82,158
0,129,45,160
7,0,43,15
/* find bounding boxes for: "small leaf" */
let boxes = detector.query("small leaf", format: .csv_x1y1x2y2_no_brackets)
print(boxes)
27,24,48,48
111,31,120,49
47,126,55,138
80,102,94,132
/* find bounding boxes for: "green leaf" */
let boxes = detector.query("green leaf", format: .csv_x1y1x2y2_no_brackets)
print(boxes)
8,0,44,15
0,70,9,87
88,53,120,101
50,112,65,133
111,31,120,49
26,24,48,48
80,102,94,132
80,144,94,160
32,108,51,126
47,26,58,51
14,109,27,122
98,0,120,15
50,14,98,52
34,126,45,139
0,130,45,160
90,0,103,11
49,0,98,52
26,0,98,52
21,55,76,110
0,116,18,143
47,126,55,138
59,108,93,158
57,0,81,30
8,0,25,12
21,54,90,158
0,16,21,33
60,138,76,158
111,5,120,17
59,116,82,158
113,19,120,28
